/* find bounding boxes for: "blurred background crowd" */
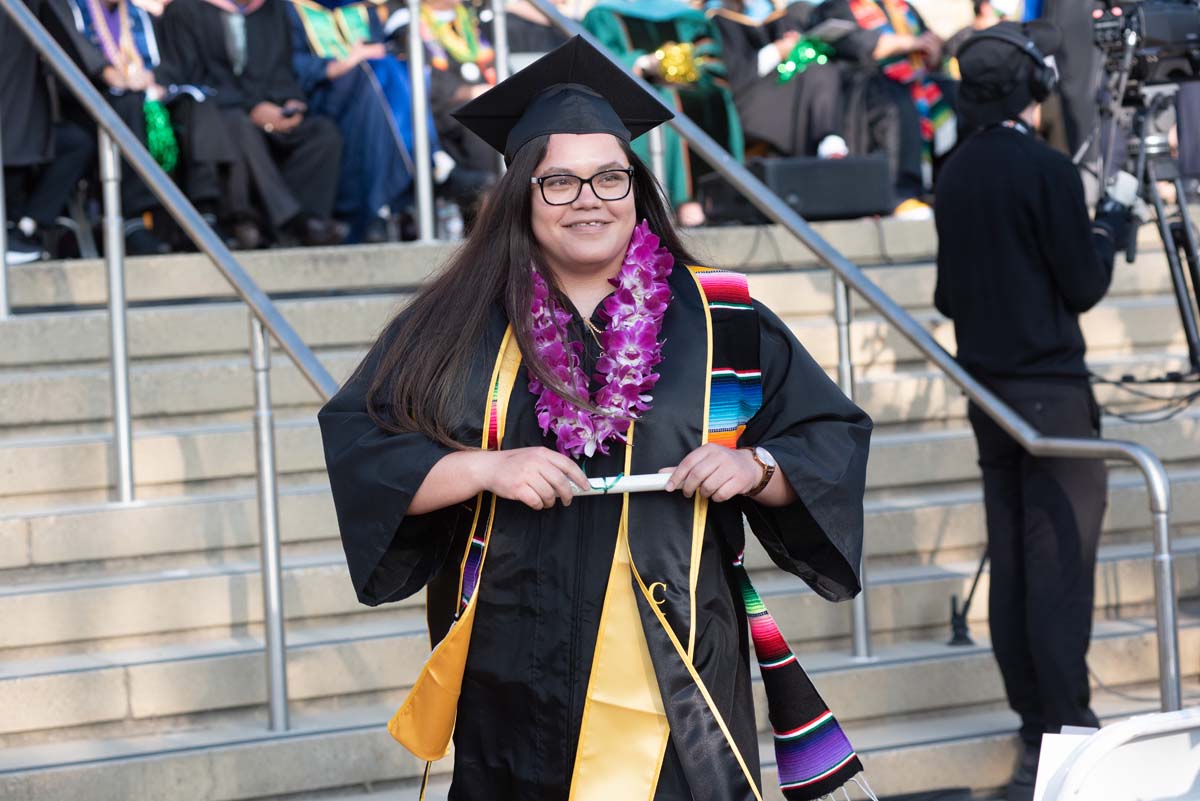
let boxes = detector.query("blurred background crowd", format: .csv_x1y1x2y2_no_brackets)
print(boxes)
1,0,1080,263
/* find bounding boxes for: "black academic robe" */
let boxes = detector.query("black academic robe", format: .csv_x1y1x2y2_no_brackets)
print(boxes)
318,265,870,800
157,0,343,225
1,0,53,167
710,3,843,157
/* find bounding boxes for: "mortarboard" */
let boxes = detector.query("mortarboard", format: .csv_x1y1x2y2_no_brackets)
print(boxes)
451,35,675,164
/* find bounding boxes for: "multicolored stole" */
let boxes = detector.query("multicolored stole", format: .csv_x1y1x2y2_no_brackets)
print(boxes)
691,268,868,800
848,0,956,172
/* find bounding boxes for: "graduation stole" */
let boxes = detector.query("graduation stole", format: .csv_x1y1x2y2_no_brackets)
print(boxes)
848,0,955,163
290,0,372,59
390,270,868,801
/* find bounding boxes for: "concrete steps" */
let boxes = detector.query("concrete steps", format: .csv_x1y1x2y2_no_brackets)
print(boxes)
2,639,1191,801
2,533,1196,739
2,217,1197,800
2,399,1199,500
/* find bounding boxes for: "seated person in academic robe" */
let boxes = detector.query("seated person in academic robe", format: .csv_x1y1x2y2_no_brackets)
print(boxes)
384,0,499,181
287,0,468,242
39,0,205,254
319,36,874,801
156,0,347,247
810,0,957,217
2,0,96,263
707,0,849,160
584,0,745,227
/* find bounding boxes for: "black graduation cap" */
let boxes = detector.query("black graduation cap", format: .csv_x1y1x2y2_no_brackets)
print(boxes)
452,35,674,164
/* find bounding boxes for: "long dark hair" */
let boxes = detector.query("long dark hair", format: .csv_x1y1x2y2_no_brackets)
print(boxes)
363,134,698,448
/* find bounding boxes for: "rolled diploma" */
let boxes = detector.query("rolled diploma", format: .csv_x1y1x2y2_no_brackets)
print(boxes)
571,473,672,496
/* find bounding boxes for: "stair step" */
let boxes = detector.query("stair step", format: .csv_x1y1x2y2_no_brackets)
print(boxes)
4,399,1199,499
2,668,1190,801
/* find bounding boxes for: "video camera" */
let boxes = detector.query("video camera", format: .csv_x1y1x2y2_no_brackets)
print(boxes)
1092,0,1200,98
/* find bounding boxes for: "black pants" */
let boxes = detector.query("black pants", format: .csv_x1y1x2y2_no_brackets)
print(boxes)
967,376,1106,748
4,121,95,226
221,108,343,229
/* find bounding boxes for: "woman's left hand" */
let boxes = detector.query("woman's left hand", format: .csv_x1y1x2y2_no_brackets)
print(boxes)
660,444,761,502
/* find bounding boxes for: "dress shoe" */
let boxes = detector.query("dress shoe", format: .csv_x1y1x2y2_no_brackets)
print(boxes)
1006,741,1039,801
292,214,348,247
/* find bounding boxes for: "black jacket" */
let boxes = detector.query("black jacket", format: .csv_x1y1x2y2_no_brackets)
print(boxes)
933,124,1122,378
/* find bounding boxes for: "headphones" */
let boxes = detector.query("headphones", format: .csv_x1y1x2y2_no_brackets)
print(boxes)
957,26,1058,102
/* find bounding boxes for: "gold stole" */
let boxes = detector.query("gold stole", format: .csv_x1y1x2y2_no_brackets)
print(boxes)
386,326,521,758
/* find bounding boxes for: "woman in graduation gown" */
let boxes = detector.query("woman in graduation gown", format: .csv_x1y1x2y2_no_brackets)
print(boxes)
707,0,848,160
319,36,873,801
582,0,744,226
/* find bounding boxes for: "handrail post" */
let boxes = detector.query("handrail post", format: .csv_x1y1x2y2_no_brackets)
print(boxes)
100,130,135,503
251,316,290,731
407,0,435,242
0,113,10,319
835,275,871,660
648,127,667,191
491,0,510,175
1137,454,1182,711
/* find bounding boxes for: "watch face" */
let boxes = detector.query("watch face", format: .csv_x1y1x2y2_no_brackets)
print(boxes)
754,446,777,468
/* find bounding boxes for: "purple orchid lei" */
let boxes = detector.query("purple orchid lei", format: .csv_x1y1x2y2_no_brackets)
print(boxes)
528,220,674,458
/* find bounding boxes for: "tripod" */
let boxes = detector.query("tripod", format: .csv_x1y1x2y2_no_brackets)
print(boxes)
1123,87,1200,376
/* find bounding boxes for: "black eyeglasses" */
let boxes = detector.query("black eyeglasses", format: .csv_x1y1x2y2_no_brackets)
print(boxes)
530,168,635,206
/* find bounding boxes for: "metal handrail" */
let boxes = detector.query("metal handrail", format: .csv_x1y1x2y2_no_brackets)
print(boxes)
0,0,339,401
0,0,342,732
525,0,1182,710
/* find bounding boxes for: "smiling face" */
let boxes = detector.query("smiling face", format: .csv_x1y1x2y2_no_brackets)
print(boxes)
530,133,637,283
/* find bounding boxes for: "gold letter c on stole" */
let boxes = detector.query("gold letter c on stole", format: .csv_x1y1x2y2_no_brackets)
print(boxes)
649,582,668,606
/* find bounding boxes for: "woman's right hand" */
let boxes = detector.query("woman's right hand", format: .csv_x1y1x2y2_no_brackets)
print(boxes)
474,447,590,511
774,30,801,61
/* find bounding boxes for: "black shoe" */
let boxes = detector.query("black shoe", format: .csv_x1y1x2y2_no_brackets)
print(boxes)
231,220,263,250
5,228,47,265
124,221,171,256
363,216,390,244
290,214,348,247
1006,742,1039,801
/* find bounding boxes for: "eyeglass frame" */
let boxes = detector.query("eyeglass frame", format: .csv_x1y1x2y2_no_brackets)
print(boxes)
529,167,636,206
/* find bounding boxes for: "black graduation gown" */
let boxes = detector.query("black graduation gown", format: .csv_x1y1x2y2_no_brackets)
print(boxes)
156,0,344,225
318,265,870,800
710,3,843,157
0,0,53,168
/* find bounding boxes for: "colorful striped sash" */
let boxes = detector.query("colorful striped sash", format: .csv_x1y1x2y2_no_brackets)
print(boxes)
691,267,871,801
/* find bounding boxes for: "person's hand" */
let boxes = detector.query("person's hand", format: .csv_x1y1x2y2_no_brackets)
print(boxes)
660,444,762,503
350,41,387,64
277,98,307,132
774,30,801,61
101,65,127,90
476,447,590,511
916,31,942,65
126,66,153,92
250,101,287,133
633,52,659,79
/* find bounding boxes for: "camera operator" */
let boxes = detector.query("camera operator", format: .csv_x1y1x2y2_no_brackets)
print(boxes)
932,21,1133,801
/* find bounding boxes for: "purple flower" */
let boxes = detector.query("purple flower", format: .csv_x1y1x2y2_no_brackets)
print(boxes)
526,220,673,458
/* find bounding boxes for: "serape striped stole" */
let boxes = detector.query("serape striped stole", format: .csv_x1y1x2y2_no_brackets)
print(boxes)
691,267,866,800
